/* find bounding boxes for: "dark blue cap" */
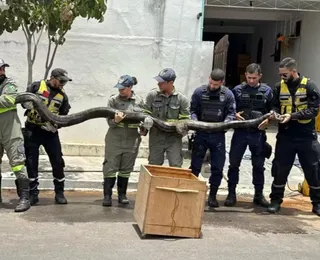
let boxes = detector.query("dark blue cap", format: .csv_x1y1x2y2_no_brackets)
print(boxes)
114,75,135,89
154,68,176,83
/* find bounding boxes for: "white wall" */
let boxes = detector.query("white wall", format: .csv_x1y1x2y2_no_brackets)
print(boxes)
0,0,214,144
286,12,320,89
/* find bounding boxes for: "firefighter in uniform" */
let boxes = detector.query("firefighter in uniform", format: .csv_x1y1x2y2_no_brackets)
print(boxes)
190,69,236,207
144,68,190,167
225,63,272,208
0,58,30,212
22,68,72,205
261,57,320,216
102,75,151,207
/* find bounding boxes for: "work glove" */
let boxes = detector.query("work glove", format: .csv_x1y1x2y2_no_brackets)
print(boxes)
23,101,33,110
41,122,58,133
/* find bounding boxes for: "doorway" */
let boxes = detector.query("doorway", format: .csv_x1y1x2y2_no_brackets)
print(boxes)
203,32,252,88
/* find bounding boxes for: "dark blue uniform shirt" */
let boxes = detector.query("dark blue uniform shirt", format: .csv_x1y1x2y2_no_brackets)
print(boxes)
190,85,236,122
232,83,273,117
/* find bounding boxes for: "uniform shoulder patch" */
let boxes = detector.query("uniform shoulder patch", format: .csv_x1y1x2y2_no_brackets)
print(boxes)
6,83,18,92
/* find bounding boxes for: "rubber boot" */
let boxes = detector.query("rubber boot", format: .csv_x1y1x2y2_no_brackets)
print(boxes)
14,178,31,212
117,176,129,204
253,190,270,208
208,186,219,208
29,180,39,206
15,179,21,197
224,185,237,207
102,177,116,207
54,180,68,204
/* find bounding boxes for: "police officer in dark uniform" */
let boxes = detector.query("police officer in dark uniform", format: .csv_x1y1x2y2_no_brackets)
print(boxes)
261,57,320,216
225,63,272,207
22,68,72,205
190,69,236,207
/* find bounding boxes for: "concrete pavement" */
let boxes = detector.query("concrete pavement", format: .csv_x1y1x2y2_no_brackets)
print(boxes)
0,190,319,260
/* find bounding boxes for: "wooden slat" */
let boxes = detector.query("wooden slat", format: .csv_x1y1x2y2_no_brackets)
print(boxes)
134,164,207,239
214,34,229,73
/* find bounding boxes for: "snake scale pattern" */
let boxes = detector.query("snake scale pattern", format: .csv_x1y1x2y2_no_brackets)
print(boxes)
15,92,271,133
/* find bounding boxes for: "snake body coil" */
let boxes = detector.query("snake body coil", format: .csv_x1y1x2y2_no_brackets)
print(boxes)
15,93,271,133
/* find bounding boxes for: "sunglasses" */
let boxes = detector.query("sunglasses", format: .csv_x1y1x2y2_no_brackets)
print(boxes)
56,78,68,86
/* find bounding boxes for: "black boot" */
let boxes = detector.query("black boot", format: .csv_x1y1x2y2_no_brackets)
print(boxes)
117,176,129,204
208,186,219,208
267,202,281,214
54,180,68,204
29,179,39,206
14,178,31,212
15,179,21,197
253,191,270,208
312,204,320,217
224,185,237,207
103,177,116,207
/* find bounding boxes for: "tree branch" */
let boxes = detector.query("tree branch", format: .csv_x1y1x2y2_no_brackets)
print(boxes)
31,26,44,64
21,23,29,39
44,30,68,79
45,30,52,74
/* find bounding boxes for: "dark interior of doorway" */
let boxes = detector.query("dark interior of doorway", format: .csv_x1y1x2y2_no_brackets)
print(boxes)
203,32,252,88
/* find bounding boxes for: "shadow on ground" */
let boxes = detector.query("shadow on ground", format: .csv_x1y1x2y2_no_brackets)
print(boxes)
0,190,319,239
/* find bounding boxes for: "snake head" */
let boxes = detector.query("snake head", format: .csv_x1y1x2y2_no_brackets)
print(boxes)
142,116,154,130
176,122,189,136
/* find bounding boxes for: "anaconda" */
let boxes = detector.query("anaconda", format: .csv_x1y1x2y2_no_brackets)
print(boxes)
15,92,272,133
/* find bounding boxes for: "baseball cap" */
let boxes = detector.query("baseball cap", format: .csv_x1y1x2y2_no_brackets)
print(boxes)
51,68,72,82
114,75,135,89
0,58,9,68
154,68,176,82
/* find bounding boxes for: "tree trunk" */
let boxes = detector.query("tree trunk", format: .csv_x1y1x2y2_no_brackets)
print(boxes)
26,35,33,87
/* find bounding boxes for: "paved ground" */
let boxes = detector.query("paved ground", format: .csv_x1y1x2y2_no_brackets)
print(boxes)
0,190,319,260
0,129,305,197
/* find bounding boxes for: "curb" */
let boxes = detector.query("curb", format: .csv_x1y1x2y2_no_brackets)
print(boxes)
40,144,192,159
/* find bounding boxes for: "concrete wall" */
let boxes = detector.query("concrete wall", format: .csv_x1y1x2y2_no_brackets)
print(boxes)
251,21,285,87
285,12,320,89
250,12,320,89
204,7,292,87
0,0,214,145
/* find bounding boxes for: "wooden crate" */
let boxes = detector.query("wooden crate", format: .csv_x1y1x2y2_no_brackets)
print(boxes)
134,164,207,238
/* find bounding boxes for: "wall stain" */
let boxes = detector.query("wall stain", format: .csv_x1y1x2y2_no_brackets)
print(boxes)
146,0,166,59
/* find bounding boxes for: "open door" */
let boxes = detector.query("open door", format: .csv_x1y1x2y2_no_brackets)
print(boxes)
213,35,229,73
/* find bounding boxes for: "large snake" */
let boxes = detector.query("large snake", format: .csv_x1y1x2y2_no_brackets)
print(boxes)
15,92,273,133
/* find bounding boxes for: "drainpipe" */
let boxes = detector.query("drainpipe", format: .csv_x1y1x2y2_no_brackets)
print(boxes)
200,0,205,40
